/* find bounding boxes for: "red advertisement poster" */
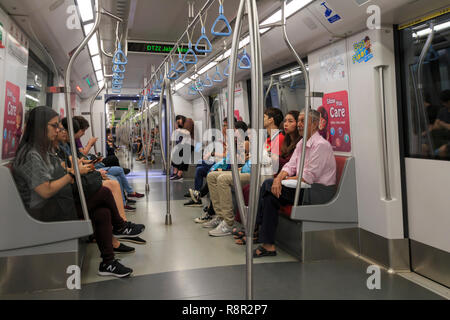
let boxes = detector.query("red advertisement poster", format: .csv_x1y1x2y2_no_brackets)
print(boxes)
2,81,23,159
319,90,351,152
60,107,65,119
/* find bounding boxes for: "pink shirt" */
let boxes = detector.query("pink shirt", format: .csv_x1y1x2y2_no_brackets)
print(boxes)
281,131,336,186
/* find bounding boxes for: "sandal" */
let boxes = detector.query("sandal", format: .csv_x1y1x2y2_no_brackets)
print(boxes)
253,245,276,258
232,227,245,239
235,236,258,245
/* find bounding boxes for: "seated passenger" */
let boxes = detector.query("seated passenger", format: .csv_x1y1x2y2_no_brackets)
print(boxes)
60,118,144,212
235,110,301,245
55,121,146,249
253,109,337,257
13,106,145,277
73,115,126,171
202,121,250,236
184,117,237,207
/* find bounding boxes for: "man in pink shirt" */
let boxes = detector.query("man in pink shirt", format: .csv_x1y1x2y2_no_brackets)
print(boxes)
254,109,337,258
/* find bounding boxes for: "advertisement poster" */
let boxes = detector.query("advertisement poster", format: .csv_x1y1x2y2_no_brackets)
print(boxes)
2,81,23,159
352,36,374,64
318,90,351,152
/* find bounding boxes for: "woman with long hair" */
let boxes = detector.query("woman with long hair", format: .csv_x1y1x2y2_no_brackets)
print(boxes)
13,106,145,277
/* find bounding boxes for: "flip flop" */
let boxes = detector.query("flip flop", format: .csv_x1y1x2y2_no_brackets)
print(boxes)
235,236,258,245
253,245,276,258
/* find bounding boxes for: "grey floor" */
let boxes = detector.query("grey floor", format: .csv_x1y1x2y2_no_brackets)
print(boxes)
0,150,444,300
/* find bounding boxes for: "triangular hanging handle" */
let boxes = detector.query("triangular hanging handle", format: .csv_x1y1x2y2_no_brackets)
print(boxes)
223,59,230,77
238,49,251,70
113,43,128,65
212,66,223,82
113,79,123,85
183,42,198,64
113,63,126,73
203,74,213,87
211,5,232,37
175,51,187,74
195,27,213,53
113,72,125,80
167,62,179,80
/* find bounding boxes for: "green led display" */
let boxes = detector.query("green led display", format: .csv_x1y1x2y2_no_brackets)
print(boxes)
127,41,206,56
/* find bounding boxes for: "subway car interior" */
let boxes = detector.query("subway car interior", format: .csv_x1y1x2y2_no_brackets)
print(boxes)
0,0,449,301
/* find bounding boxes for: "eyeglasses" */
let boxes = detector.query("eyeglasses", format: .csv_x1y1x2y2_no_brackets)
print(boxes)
48,122,60,130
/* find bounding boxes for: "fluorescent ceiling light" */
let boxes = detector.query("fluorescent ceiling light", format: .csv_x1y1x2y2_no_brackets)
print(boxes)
239,36,250,49
260,0,313,27
280,70,302,80
83,23,93,35
98,80,104,88
96,70,104,82
77,0,94,22
412,21,450,38
88,33,99,56
26,94,39,102
92,54,102,71
199,62,218,74
174,82,186,91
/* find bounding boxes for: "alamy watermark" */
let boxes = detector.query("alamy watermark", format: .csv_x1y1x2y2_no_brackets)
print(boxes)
366,5,381,30
366,265,381,290
66,265,81,290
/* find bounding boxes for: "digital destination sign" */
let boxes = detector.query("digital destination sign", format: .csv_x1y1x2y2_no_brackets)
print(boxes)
127,41,207,56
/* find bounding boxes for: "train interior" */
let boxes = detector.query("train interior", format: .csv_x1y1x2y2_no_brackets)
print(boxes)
0,0,449,299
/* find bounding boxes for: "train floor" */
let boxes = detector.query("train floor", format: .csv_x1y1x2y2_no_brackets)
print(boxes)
1,151,446,300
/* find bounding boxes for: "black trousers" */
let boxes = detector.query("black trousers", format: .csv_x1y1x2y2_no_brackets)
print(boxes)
102,155,120,168
79,187,126,263
256,179,303,245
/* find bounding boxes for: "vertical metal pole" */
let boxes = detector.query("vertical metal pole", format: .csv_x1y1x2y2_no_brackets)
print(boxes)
281,0,310,207
376,66,392,201
145,97,150,193
164,64,172,225
64,0,102,221
89,83,105,154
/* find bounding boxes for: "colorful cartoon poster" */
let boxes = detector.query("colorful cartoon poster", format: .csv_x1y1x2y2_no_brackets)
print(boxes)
2,81,23,159
318,90,351,152
352,36,373,64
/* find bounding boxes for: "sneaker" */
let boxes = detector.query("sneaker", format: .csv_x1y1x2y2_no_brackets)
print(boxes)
209,220,234,237
171,175,183,182
190,189,201,202
123,168,131,175
184,191,191,198
202,216,222,229
169,174,177,180
128,192,145,198
113,243,135,254
98,259,133,278
120,236,147,245
194,212,213,224
184,199,203,207
124,205,136,212
113,221,145,238
126,199,136,204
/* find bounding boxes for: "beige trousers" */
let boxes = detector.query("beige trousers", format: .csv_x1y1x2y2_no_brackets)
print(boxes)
207,171,251,226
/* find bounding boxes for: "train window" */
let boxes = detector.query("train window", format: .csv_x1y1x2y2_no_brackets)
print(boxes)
264,66,307,117
26,52,51,109
397,13,450,161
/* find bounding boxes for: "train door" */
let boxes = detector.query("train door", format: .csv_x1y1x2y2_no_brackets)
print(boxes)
397,13,450,287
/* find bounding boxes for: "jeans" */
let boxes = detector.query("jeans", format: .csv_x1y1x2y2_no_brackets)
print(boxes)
194,161,214,191
104,166,134,204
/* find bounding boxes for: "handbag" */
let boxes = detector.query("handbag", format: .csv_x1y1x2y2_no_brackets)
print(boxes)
72,170,103,200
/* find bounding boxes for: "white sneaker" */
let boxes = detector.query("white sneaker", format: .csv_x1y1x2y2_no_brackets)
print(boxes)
202,216,222,229
209,220,234,237
189,189,201,202
194,212,213,224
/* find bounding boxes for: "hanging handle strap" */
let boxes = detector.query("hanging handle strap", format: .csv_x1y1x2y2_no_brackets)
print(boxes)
183,41,198,64
238,49,251,69
211,3,232,37
113,72,125,80
212,65,223,82
175,49,187,73
203,74,213,87
195,27,213,53
223,59,230,76
113,43,128,65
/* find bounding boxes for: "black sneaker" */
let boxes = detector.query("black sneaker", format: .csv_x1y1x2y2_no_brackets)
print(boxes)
127,199,137,204
120,236,147,245
184,191,191,198
123,168,131,175
184,199,203,207
98,259,133,278
113,222,145,238
113,243,135,254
